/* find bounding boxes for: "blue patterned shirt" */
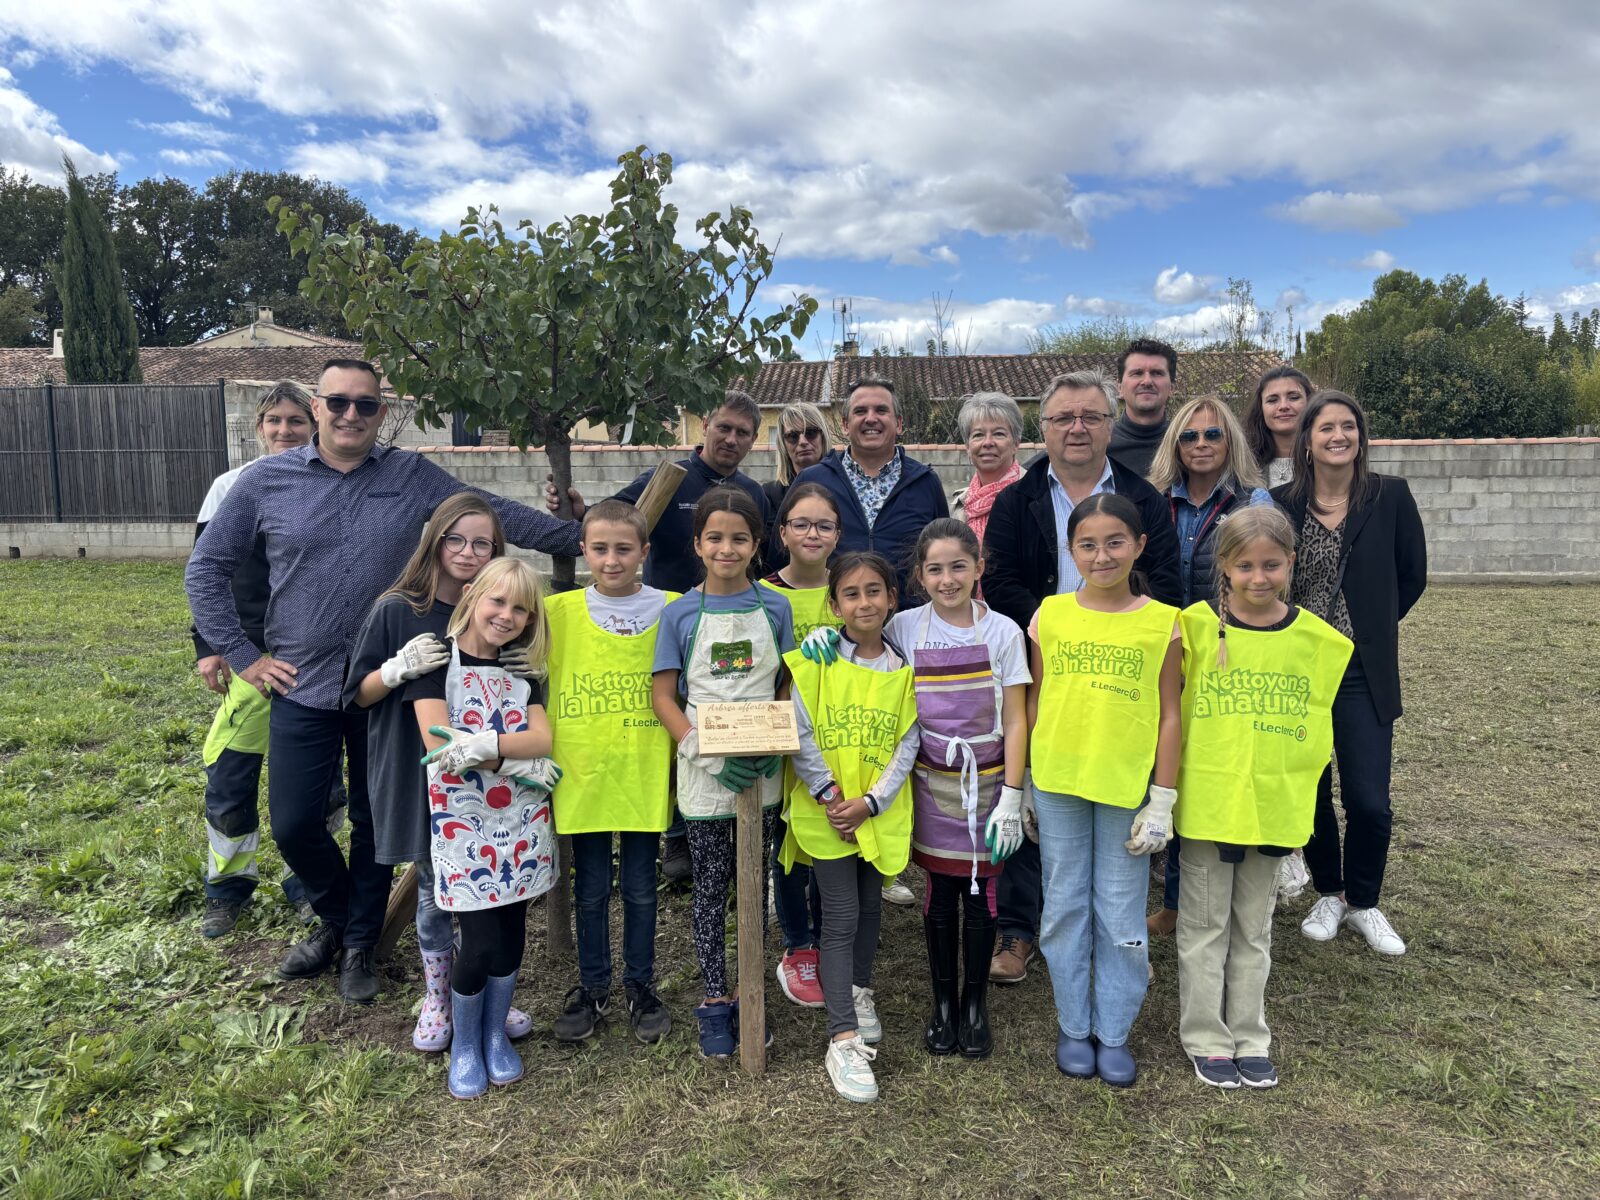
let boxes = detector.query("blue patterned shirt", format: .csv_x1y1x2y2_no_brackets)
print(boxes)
842,446,905,531
185,439,581,710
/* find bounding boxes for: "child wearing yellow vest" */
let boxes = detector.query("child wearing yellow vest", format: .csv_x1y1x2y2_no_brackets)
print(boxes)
1028,494,1183,1089
1175,506,1351,1091
783,552,919,1103
545,501,678,1047
761,481,842,1010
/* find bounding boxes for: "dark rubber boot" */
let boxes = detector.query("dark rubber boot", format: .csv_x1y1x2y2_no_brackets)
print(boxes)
923,911,960,1056
958,906,997,1059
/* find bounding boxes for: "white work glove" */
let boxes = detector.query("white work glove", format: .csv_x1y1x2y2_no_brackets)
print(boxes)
499,756,564,796
1125,784,1177,856
1022,782,1038,843
379,633,448,689
984,785,1025,863
421,726,500,776
498,644,541,681
799,626,843,665
677,728,759,793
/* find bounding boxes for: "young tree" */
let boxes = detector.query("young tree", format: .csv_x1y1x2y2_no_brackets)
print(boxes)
59,157,141,383
273,146,815,587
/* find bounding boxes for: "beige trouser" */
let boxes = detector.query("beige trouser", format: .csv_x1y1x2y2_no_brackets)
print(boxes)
1177,840,1278,1059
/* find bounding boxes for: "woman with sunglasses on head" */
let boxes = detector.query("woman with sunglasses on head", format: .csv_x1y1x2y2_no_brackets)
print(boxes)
344,493,538,1052
1142,396,1271,937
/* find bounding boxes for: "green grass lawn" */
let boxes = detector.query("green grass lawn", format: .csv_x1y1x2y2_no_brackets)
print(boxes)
1,562,1596,1199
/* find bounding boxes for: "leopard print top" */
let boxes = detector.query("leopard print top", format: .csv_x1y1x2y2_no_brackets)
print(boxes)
1292,512,1354,637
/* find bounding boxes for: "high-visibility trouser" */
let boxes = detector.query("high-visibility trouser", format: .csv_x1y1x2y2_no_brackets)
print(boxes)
202,675,271,902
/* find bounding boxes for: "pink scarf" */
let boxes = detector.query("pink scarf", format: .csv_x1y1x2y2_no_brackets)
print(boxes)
961,460,1023,543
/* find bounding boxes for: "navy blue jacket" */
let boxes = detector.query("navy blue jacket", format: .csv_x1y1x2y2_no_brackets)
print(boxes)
793,449,950,596
614,449,773,595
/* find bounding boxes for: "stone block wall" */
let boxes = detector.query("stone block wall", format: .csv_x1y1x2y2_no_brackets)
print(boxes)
4,438,1597,580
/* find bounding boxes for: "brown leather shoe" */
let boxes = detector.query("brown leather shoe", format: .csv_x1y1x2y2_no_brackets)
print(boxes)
989,933,1035,984
1147,907,1179,937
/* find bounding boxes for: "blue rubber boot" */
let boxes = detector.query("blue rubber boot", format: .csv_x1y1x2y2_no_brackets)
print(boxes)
482,972,525,1087
447,989,488,1099
1096,1040,1138,1088
1056,1030,1096,1078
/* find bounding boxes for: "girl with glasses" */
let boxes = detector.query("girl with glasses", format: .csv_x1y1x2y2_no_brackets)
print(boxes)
1143,398,1271,936
344,493,538,1054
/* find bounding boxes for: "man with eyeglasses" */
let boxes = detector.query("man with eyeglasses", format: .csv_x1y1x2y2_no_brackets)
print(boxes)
791,376,949,596
979,370,1181,985
185,358,582,1002
1107,338,1178,478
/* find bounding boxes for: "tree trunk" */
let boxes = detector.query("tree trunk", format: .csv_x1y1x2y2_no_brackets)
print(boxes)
541,418,576,956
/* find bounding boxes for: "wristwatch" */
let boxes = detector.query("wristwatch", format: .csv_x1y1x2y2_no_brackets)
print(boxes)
815,782,843,806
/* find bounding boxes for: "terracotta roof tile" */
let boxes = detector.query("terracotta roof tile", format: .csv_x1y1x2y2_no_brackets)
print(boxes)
731,360,832,408
0,344,371,388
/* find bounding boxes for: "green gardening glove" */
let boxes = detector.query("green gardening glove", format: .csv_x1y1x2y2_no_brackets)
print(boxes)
749,755,784,779
712,756,762,793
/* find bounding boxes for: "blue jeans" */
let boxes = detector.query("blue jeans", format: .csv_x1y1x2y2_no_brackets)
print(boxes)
266,697,391,949
571,830,661,994
1035,790,1150,1048
413,859,454,954
771,812,820,950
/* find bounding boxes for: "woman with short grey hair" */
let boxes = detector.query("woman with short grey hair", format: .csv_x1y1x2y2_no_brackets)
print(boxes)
952,392,1025,545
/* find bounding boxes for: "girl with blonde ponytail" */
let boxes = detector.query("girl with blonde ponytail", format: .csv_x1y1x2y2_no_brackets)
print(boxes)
1171,504,1352,1091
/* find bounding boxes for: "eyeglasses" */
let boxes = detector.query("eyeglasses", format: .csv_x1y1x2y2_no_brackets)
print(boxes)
783,427,824,445
784,518,839,536
1041,411,1110,431
317,393,382,418
442,533,496,557
1177,427,1225,445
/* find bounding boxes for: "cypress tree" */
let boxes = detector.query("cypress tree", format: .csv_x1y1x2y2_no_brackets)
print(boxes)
60,156,141,383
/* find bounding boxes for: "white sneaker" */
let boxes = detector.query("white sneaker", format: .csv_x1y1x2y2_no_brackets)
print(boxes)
1301,895,1348,942
881,879,916,907
1277,851,1310,902
1344,906,1406,956
852,985,882,1045
825,1035,879,1103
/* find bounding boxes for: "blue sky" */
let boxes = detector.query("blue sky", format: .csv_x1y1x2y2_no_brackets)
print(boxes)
3,0,1599,353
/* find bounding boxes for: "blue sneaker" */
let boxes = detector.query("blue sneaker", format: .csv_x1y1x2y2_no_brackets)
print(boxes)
1095,1040,1138,1088
1056,1031,1096,1078
1235,1056,1279,1089
1193,1055,1242,1089
695,1002,736,1059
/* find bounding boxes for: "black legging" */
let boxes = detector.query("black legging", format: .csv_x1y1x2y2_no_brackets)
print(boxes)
924,870,998,930
454,901,529,996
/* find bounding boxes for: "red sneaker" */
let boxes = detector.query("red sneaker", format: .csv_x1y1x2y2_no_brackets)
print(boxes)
775,948,824,1008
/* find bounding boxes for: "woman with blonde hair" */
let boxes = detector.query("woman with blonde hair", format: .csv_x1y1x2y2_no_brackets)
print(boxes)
1145,395,1271,937
762,400,834,512
191,381,320,939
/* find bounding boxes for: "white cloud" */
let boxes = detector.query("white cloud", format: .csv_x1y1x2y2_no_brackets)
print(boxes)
6,2,1600,258
1355,250,1397,271
1063,294,1137,316
0,65,118,180
159,146,231,167
851,296,1059,355
1276,192,1404,233
1153,265,1213,305
1276,287,1310,310
135,119,232,145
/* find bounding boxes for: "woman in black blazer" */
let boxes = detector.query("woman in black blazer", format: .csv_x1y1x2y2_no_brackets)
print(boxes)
1272,390,1426,957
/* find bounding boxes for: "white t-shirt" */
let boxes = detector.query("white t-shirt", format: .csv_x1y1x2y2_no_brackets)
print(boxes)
886,602,1031,729
583,585,668,636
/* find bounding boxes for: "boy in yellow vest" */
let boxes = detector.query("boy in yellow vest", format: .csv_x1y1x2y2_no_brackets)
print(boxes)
546,500,678,1044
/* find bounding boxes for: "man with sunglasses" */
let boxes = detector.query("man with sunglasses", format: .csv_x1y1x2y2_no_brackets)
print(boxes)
186,358,582,1002
1107,338,1178,478
979,370,1181,986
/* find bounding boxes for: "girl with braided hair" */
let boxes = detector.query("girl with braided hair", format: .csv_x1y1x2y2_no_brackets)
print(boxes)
1172,506,1350,1090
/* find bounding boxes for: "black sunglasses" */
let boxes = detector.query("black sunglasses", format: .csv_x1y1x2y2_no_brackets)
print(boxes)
1177,426,1225,445
783,426,824,444
318,393,382,418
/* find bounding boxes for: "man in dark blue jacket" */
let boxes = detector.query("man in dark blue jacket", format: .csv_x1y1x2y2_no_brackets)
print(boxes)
792,376,949,595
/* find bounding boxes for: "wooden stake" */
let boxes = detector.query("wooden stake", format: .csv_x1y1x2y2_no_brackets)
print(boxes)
376,864,417,962
735,782,767,1074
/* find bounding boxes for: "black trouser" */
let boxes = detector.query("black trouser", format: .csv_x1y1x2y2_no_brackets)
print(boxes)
995,835,1042,942
267,697,391,949
1304,659,1395,910
455,902,529,996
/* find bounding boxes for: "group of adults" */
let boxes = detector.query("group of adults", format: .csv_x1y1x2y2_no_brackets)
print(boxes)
183,336,1424,1010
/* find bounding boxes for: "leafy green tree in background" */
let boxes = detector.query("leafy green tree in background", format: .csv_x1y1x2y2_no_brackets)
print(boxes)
115,176,212,345
1028,315,1160,354
59,158,141,384
273,146,816,588
1301,270,1574,437
0,284,41,344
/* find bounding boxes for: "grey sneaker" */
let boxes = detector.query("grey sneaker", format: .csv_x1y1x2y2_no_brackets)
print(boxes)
200,897,243,939
1192,1055,1242,1089
852,985,882,1045
625,982,671,1045
1235,1056,1279,1088
554,985,610,1043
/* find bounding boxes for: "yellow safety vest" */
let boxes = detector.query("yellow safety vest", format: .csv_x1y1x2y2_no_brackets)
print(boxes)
780,649,917,875
1030,594,1180,808
203,671,270,765
545,589,679,834
760,578,836,643
1175,603,1352,847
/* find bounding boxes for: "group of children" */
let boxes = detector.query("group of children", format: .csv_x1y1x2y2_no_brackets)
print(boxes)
345,477,1350,1105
